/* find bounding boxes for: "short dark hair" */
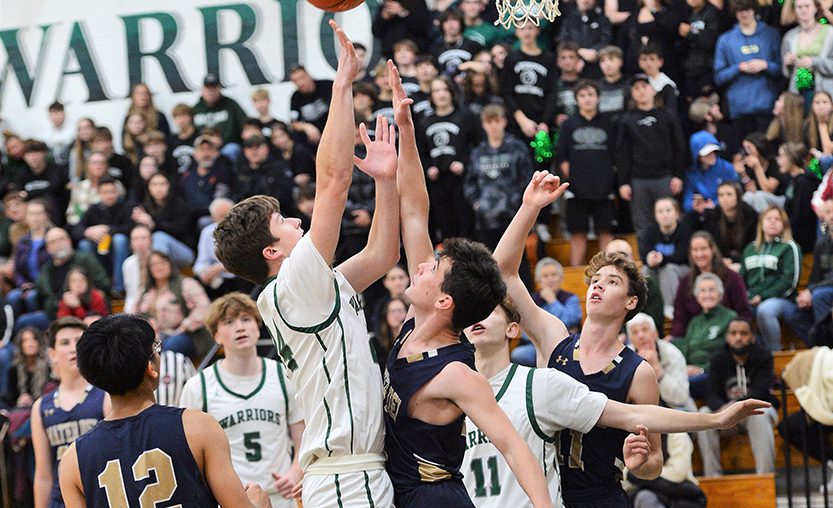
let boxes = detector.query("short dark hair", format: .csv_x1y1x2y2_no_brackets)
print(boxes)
584,251,647,321
557,41,580,56
728,316,756,335
214,195,281,284
23,139,48,153
93,127,113,142
730,0,757,13
438,238,506,331
438,8,464,24
48,101,64,112
638,43,663,58
76,314,156,395
47,317,87,348
242,117,262,130
574,79,600,99
98,176,117,188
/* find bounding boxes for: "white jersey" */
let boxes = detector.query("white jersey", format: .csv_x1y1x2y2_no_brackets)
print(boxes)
180,357,302,508
463,363,607,508
257,235,386,471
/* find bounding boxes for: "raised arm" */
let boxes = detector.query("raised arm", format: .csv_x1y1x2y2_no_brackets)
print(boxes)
389,60,434,276
337,115,401,292
310,20,362,265
493,171,569,366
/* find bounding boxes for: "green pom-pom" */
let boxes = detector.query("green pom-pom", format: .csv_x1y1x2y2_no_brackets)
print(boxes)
821,17,829,24
809,158,823,179
530,130,554,163
795,67,815,92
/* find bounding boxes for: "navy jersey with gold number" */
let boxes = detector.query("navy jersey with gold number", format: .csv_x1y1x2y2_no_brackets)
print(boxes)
75,404,218,507
548,334,644,506
41,385,105,507
383,318,476,507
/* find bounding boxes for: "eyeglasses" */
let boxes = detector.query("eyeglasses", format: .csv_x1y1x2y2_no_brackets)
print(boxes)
149,339,162,360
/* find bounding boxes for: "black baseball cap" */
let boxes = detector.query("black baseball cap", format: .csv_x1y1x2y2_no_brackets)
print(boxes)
630,73,651,87
203,73,221,87
243,134,267,148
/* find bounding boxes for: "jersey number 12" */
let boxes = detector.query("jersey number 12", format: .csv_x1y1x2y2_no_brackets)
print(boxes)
98,448,180,508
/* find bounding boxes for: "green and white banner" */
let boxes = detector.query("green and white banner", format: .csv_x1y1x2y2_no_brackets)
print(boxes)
0,0,379,142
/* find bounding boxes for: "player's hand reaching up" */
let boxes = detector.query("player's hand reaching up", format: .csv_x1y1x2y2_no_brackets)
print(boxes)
522,171,569,210
355,115,398,181
388,60,414,127
716,399,771,429
244,482,273,508
329,20,361,85
623,424,651,471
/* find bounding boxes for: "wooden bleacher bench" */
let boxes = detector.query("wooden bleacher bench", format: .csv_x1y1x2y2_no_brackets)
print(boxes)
545,234,639,267
696,473,775,508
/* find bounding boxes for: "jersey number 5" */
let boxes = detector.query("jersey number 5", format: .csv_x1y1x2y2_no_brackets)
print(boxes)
98,448,179,508
244,431,262,462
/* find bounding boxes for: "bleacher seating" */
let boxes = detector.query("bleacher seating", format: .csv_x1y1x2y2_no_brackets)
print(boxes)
696,473,776,508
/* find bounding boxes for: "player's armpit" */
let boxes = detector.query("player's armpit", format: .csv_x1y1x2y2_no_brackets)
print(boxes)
58,443,85,508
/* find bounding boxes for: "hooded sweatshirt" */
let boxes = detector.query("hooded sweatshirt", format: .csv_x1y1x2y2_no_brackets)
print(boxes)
683,131,738,212
740,238,801,301
713,21,782,119
705,341,778,411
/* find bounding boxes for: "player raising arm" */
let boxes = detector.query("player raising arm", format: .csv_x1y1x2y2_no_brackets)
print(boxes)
213,21,400,508
385,60,552,508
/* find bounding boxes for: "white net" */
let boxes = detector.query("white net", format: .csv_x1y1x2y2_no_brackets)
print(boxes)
494,0,561,29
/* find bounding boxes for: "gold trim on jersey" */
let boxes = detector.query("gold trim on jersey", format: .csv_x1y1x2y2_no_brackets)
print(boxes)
417,460,453,482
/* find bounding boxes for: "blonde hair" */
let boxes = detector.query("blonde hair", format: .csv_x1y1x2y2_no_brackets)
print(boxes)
754,205,794,249
767,92,805,144
251,88,270,101
205,292,262,336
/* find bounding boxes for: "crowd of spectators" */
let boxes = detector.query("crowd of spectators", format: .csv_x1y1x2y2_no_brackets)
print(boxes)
2,0,833,501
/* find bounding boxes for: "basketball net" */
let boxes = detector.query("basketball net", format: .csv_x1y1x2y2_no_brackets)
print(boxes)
494,0,561,29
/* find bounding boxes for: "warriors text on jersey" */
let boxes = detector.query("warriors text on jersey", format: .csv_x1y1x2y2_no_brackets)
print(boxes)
179,357,302,508
462,363,607,508
75,405,218,507
40,385,106,507
383,318,476,507
548,334,644,504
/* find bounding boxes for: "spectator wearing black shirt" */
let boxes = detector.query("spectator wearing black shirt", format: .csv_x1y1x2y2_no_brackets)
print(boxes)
554,42,582,126
372,0,432,57
500,22,558,141
250,88,280,138
778,141,821,254
168,103,198,173
236,134,296,213
640,197,694,311
412,56,439,120
289,65,333,147
191,73,247,161
392,40,422,96
638,44,679,115
131,173,196,268
431,10,482,81
142,130,178,178
20,140,66,226
418,76,479,242
559,0,613,79
598,46,630,122
74,177,134,296
679,0,722,101
737,132,788,213
90,127,136,195
180,136,235,227
270,121,316,187
687,181,758,269
618,0,685,83
371,61,396,125
555,80,617,266
617,74,686,244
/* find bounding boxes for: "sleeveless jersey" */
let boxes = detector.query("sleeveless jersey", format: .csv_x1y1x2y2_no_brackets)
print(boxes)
462,363,607,508
383,318,476,507
75,405,217,507
257,235,386,470
179,357,302,508
548,334,644,503
40,385,105,507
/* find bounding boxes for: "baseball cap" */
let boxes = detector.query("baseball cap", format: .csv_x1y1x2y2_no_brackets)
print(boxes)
698,144,721,156
243,134,267,148
630,73,651,87
203,73,221,87
193,135,218,148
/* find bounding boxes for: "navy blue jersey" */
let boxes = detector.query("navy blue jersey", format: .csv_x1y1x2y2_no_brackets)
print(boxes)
75,404,218,507
383,318,476,507
548,334,644,504
40,385,106,507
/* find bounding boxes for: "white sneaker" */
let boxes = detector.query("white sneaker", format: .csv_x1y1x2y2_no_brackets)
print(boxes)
664,305,674,320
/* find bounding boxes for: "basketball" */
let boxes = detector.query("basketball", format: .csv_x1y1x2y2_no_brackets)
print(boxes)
307,0,365,12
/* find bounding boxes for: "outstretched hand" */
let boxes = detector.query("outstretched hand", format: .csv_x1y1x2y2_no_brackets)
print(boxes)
388,59,414,127
522,171,569,209
354,115,398,181
623,424,651,471
329,20,361,84
717,399,771,429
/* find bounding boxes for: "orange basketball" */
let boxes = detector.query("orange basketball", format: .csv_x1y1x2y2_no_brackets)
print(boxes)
308,0,365,11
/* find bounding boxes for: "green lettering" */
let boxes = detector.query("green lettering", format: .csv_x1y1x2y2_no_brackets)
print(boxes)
56,21,108,102
276,0,298,80
468,430,477,449
199,3,269,85
477,430,488,445
245,408,253,421
121,12,190,94
0,25,52,107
